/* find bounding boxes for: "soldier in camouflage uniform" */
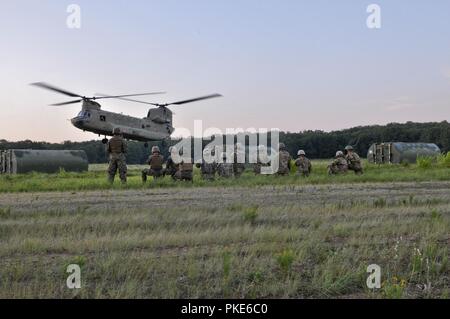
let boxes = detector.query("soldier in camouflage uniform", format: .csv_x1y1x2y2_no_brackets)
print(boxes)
295,150,312,177
165,146,178,179
174,158,194,182
217,152,234,178
277,143,292,175
196,148,217,181
345,145,363,175
233,143,246,178
328,151,348,175
106,127,127,184
253,145,269,175
142,146,165,182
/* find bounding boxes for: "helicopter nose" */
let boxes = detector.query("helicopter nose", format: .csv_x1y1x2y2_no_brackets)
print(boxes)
71,118,84,128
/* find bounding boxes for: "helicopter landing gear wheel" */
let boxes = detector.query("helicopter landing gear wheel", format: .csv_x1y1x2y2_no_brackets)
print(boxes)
144,142,149,148
102,138,108,144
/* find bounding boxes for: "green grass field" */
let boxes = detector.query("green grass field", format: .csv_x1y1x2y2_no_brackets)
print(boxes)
0,160,449,298
0,160,450,193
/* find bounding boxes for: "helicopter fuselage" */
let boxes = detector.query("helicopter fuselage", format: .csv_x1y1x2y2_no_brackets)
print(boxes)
70,100,174,141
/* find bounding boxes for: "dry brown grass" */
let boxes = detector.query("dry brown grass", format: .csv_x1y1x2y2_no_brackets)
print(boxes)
0,182,449,298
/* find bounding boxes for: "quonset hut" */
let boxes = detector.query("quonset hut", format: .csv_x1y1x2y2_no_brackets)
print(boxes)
367,142,441,164
0,149,89,174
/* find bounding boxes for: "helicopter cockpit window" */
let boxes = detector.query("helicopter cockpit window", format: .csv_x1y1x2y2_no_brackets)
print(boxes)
77,111,89,118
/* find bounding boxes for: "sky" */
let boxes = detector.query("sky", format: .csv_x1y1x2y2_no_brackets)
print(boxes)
0,0,449,142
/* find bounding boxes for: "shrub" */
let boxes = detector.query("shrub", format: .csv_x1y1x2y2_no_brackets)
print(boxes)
416,156,433,169
437,152,450,168
276,249,295,274
243,206,258,224
373,198,386,208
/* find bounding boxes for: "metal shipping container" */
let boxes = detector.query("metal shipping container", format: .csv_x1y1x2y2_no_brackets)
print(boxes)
367,142,441,164
1,149,89,174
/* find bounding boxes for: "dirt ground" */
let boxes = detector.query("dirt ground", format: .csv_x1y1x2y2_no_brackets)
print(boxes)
2,181,450,212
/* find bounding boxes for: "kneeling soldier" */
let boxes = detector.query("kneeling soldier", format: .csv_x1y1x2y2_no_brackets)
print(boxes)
217,152,234,178
142,146,164,182
196,148,217,181
295,150,312,177
165,146,178,179
345,145,363,175
328,151,348,175
174,159,194,182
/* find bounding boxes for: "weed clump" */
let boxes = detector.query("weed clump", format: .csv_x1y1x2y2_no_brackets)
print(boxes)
373,198,386,208
437,152,450,168
416,156,433,169
275,249,295,274
243,206,259,224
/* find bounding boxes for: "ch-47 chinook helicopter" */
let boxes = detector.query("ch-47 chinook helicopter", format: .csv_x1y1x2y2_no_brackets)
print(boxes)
31,82,222,146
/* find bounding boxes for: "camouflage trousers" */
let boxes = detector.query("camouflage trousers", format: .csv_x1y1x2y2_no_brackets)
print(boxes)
233,163,245,178
174,170,193,181
297,169,310,177
348,163,363,175
165,167,177,179
201,173,215,181
327,165,348,175
253,163,270,175
277,166,290,176
108,153,127,183
142,168,164,182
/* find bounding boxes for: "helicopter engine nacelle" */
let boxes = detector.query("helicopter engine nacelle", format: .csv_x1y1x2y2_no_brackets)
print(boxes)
147,107,172,124
82,99,101,110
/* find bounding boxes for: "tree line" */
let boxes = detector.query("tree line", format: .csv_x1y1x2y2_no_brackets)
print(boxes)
1,121,449,164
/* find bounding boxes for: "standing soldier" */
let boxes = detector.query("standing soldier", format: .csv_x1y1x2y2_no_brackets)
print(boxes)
295,150,312,177
277,143,292,176
142,146,164,182
233,143,246,178
328,151,348,175
196,148,217,181
106,127,127,184
165,146,178,179
217,152,234,178
345,145,363,175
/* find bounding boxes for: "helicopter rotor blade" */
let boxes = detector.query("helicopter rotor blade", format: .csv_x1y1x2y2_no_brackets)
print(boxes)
31,82,84,98
94,94,161,106
93,92,166,100
82,93,222,107
168,94,222,106
50,99,83,106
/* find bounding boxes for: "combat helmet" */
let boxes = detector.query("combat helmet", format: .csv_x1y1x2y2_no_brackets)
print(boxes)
152,146,160,153
336,150,344,157
345,145,354,151
297,150,306,156
278,143,286,150
113,127,121,135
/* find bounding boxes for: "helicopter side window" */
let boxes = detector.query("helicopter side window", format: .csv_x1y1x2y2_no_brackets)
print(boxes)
100,115,106,122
